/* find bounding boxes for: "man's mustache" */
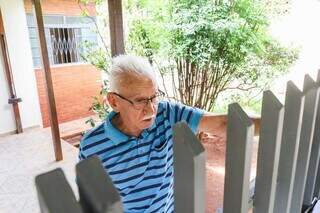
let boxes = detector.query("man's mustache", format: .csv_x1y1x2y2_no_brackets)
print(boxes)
142,115,155,120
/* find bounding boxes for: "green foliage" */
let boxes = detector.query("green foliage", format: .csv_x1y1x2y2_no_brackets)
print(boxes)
80,42,111,126
170,0,265,62
126,0,171,63
80,41,110,72
80,0,298,122
77,0,111,125
127,0,298,111
83,79,110,127
128,20,158,62
78,0,104,5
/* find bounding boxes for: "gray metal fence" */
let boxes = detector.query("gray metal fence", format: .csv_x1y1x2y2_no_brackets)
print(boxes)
35,73,320,213
35,156,123,213
223,73,320,213
35,122,206,213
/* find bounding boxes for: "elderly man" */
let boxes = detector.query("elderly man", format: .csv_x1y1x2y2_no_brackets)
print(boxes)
79,55,222,213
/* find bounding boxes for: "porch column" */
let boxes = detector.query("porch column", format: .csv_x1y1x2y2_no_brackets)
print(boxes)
107,0,125,56
32,0,63,161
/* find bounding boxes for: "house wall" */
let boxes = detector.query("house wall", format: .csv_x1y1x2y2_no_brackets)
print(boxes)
0,0,42,135
23,0,102,127
35,64,101,127
24,0,96,16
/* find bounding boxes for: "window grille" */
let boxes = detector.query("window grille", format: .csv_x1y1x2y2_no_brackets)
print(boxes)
26,14,98,68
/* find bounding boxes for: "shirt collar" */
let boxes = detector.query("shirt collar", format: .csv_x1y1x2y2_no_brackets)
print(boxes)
104,111,131,146
104,110,159,144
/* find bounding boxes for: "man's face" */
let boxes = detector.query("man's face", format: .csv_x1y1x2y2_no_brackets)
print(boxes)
111,74,159,132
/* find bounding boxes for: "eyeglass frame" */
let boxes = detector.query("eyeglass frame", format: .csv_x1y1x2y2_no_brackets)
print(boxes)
111,89,165,110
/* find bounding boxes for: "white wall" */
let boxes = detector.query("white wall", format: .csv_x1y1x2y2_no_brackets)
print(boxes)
0,0,42,135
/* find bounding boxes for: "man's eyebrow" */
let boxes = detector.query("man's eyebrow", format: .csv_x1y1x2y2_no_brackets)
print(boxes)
133,93,157,101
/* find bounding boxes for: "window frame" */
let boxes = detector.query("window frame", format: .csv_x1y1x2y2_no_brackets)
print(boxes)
26,14,98,68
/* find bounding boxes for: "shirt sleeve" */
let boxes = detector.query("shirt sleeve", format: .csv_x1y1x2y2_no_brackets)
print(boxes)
76,139,87,184
165,101,204,134
78,138,87,161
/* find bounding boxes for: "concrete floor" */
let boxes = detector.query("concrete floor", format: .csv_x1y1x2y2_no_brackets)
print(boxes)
0,118,91,213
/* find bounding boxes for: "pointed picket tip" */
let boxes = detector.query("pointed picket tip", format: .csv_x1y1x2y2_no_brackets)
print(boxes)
35,168,84,213
286,81,304,98
262,90,283,111
173,121,205,156
228,103,253,128
303,74,317,93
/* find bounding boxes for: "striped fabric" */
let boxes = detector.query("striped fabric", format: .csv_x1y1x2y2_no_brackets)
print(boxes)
79,101,204,213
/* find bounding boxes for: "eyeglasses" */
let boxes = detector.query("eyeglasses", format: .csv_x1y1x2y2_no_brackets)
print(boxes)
112,90,165,110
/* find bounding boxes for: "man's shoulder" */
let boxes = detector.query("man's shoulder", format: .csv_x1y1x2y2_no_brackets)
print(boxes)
159,100,187,108
157,100,187,115
158,100,180,111
157,101,171,117
156,100,184,123
81,122,105,143
79,122,108,158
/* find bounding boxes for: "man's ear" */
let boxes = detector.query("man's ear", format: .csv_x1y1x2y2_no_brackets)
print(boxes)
107,93,119,112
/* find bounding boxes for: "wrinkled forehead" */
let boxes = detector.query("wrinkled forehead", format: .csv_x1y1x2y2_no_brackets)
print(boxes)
117,72,158,96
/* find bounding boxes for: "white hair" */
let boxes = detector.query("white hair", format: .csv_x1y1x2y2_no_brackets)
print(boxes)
109,55,157,92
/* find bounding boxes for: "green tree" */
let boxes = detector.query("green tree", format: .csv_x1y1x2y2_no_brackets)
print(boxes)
128,0,298,111
79,0,298,124
77,0,112,126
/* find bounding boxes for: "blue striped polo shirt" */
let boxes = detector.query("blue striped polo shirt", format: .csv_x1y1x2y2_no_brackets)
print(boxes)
78,101,204,213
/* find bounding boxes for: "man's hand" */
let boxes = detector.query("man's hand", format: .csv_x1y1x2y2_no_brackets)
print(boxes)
198,131,221,143
198,112,260,137
198,113,227,138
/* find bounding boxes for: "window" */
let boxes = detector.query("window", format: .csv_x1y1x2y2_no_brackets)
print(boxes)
26,14,98,68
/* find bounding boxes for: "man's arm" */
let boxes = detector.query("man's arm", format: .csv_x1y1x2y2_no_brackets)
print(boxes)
198,112,260,137
198,112,227,136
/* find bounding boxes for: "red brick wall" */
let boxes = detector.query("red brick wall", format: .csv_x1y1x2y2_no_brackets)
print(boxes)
35,64,102,127
24,0,96,16
24,0,100,127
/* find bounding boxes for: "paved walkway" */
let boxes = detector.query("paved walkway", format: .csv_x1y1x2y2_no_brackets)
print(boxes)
0,126,81,213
